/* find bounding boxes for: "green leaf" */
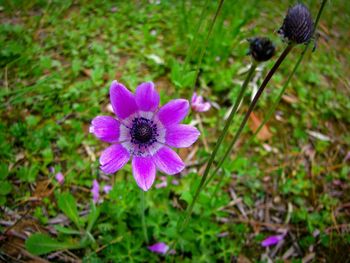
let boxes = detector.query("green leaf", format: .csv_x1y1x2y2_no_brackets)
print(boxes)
0,180,12,195
86,202,100,233
0,164,9,180
55,226,81,235
57,192,82,229
25,233,80,255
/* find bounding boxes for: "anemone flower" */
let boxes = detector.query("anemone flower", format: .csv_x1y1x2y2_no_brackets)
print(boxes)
191,92,211,112
90,81,200,191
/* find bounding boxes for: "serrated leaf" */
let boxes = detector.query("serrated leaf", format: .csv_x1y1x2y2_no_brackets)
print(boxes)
25,233,79,255
57,192,82,229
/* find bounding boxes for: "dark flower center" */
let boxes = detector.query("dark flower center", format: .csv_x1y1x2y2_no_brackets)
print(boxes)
130,117,157,145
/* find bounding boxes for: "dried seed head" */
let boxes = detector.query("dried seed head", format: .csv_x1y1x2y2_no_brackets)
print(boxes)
248,37,276,62
278,3,314,44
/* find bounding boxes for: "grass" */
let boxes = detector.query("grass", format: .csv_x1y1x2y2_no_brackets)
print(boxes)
0,0,349,262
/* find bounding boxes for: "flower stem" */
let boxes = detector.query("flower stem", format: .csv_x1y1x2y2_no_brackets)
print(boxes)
140,191,148,244
178,62,257,232
207,43,294,195
192,0,225,91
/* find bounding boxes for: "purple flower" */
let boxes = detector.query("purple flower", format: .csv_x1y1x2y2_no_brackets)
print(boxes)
55,172,64,184
91,180,100,204
148,242,169,254
90,81,200,191
261,234,285,247
103,185,113,194
155,176,167,189
191,92,211,112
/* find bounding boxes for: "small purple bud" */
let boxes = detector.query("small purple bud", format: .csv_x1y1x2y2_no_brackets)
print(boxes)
91,180,100,204
248,37,275,62
278,4,314,44
55,172,64,184
103,185,112,194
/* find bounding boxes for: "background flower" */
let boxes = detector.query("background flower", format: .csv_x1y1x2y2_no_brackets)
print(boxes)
191,92,211,112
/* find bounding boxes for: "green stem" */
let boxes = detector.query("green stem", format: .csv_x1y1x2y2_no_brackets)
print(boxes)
207,44,294,195
192,0,225,91
178,62,257,233
182,0,210,74
140,191,148,244
209,0,328,185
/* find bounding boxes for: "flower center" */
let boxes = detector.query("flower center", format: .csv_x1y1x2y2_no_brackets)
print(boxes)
130,117,157,145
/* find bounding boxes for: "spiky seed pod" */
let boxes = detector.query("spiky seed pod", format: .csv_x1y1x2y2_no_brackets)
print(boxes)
248,37,276,62
278,3,314,44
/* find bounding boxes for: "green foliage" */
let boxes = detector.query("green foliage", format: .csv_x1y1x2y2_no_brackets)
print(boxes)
1,0,349,261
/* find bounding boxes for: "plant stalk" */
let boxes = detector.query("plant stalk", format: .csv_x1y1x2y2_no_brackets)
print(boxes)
208,0,328,190
178,62,257,232
140,191,148,244
207,43,294,195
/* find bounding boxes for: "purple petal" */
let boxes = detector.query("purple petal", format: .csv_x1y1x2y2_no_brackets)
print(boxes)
132,157,156,191
261,234,285,247
89,116,120,143
153,147,185,175
135,82,160,112
110,81,138,119
103,185,113,194
55,172,64,184
100,144,130,174
165,124,200,148
148,242,169,254
91,180,100,204
157,99,189,127
191,92,198,104
192,102,211,112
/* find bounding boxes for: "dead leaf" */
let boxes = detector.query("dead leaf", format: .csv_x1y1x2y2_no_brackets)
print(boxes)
282,93,299,104
248,112,273,141
237,254,252,263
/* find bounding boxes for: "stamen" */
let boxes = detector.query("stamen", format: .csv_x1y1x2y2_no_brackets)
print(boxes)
130,117,158,149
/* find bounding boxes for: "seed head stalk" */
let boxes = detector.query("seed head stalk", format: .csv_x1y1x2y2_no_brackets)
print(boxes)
207,0,328,193
204,43,294,193
178,62,257,232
